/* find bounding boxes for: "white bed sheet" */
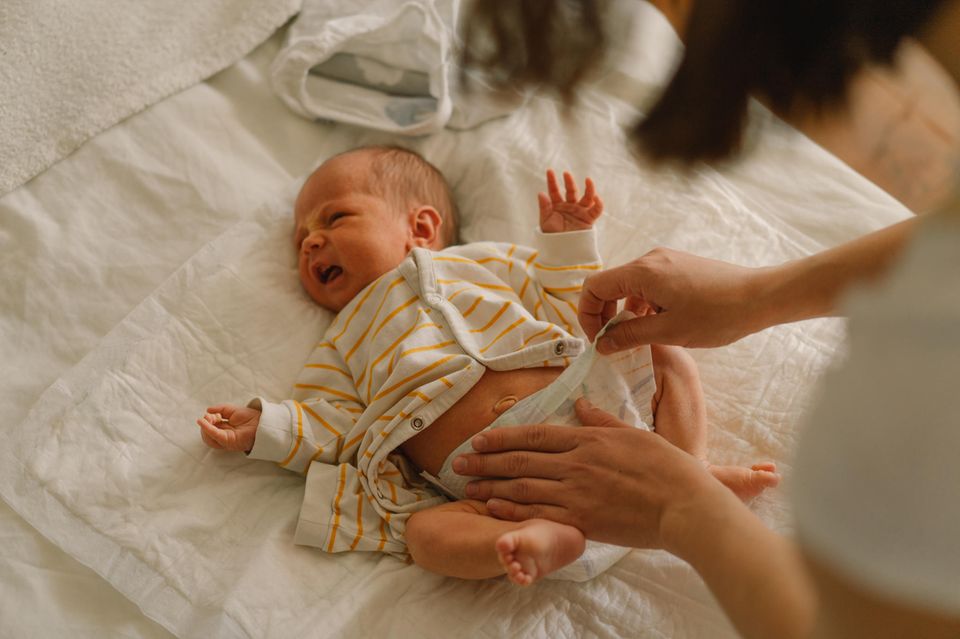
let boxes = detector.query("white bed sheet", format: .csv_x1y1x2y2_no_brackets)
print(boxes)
0,6,911,638
0,30,332,639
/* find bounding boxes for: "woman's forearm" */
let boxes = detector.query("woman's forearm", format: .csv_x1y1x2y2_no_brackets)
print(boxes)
755,217,919,329
665,490,817,639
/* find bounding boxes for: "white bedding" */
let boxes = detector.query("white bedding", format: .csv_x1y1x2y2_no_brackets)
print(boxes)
0,0,300,195
0,5,911,638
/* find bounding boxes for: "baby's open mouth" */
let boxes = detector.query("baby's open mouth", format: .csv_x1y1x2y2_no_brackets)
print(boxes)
318,265,343,284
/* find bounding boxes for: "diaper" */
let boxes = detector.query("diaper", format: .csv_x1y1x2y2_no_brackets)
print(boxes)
422,313,656,581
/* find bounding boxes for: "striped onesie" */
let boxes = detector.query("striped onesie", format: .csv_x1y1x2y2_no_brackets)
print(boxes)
247,228,600,557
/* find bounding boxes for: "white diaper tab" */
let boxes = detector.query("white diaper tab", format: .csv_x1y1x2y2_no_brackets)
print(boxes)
423,312,655,581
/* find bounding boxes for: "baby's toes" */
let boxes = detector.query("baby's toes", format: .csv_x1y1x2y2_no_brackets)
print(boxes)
496,534,516,565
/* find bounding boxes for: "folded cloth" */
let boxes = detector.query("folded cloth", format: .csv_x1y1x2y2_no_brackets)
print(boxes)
270,0,525,135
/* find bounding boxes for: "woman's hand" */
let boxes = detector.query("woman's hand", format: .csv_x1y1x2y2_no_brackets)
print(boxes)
454,399,734,552
578,248,773,351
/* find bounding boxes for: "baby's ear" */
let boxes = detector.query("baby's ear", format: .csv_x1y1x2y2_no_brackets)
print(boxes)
408,206,444,249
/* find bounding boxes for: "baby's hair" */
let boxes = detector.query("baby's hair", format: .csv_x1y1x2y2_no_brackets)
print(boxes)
338,145,460,247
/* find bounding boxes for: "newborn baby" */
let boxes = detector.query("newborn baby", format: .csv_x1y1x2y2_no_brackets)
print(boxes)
197,145,778,584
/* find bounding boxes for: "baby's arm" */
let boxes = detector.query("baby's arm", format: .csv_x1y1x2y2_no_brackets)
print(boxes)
451,170,604,334
522,170,605,332
196,341,364,471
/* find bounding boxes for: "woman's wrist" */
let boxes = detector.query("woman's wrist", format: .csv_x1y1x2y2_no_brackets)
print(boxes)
746,259,830,333
659,470,749,563
749,217,922,333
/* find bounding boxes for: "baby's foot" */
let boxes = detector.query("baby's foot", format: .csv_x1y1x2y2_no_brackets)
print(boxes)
495,520,586,586
708,462,781,500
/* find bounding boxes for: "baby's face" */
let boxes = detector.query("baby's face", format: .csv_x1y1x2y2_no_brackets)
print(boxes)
293,153,415,312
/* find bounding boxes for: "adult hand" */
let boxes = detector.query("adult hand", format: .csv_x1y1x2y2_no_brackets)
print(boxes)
454,399,734,551
579,248,773,351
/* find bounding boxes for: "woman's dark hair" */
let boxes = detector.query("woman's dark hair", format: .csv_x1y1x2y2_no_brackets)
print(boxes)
461,0,607,102
463,0,946,164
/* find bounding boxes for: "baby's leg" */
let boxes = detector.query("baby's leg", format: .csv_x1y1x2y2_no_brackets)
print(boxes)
406,499,585,585
650,344,780,499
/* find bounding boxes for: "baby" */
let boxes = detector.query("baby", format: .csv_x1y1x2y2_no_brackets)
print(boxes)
197,145,779,585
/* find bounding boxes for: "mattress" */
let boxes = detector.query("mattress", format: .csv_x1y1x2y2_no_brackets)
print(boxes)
0,6,911,638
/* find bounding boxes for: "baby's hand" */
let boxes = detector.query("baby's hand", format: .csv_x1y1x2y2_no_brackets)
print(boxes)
196,404,260,453
538,169,603,233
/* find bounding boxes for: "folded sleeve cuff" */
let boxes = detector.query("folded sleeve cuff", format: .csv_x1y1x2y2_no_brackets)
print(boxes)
534,227,600,266
246,397,295,463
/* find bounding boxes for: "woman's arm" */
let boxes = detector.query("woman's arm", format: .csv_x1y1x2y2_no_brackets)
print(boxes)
580,217,919,351
667,488,816,639
455,399,816,639
758,216,919,330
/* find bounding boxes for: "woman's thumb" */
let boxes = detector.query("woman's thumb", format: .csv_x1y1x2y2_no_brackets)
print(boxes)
597,314,670,353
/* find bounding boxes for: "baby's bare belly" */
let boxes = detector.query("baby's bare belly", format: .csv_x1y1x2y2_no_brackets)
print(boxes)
400,367,564,476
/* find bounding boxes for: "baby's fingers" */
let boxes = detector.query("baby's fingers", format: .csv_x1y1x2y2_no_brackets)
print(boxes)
206,404,234,418
589,194,604,220
546,169,562,204
197,418,225,449
563,171,578,203
537,192,551,223
578,177,596,207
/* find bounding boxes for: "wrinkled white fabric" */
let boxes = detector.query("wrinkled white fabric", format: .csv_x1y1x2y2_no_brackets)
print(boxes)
792,212,960,616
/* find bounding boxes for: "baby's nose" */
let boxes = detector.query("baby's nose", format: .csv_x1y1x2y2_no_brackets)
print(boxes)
302,231,325,252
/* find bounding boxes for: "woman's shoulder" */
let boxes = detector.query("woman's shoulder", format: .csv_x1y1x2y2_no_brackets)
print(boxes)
847,212,960,333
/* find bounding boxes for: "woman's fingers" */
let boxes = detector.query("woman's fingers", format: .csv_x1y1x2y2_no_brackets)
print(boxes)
580,263,678,349
596,314,675,352
574,398,634,428
579,264,645,340
454,450,567,479
470,423,580,453
485,499,576,527
581,263,645,307
465,476,566,504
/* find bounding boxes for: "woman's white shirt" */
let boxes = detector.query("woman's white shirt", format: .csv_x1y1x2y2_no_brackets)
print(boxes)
792,210,960,616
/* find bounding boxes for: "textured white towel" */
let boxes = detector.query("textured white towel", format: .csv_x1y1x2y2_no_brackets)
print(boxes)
0,0,300,195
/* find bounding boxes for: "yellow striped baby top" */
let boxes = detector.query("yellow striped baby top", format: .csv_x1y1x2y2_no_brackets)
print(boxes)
247,228,600,556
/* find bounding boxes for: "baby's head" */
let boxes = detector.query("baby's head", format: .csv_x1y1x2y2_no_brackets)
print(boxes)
293,145,458,311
